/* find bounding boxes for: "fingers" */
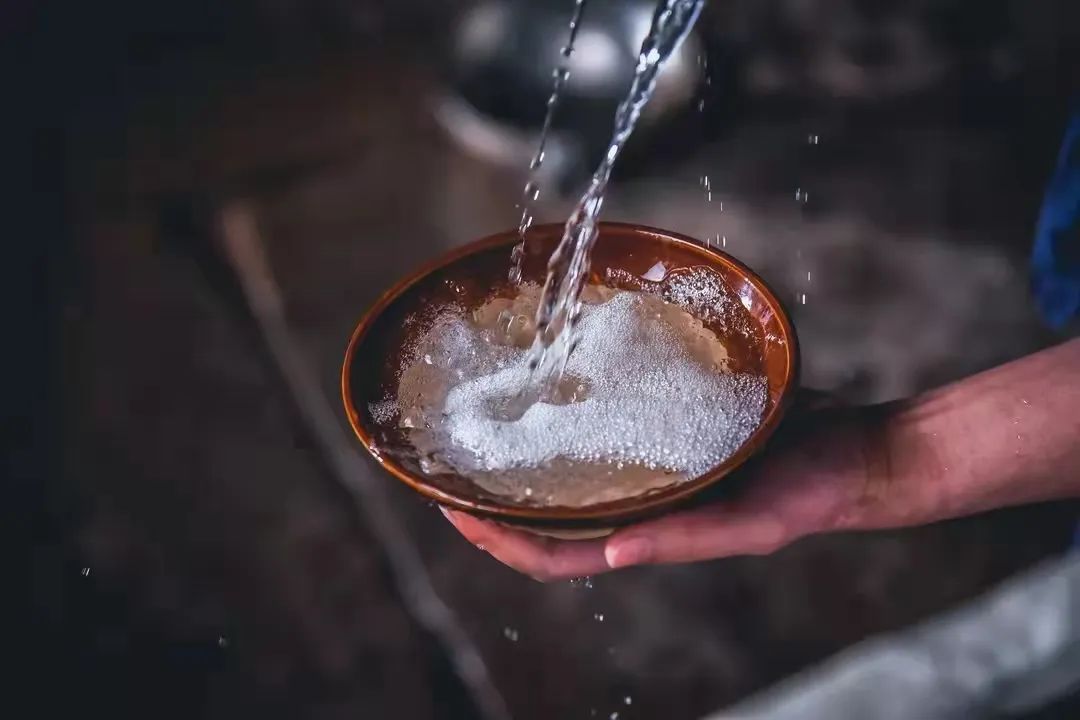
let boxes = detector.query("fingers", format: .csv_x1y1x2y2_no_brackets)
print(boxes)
442,509,610,582
444,503,793,576
604,504,789,569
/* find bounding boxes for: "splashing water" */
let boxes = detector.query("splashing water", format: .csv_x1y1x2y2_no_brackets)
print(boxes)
509,0,706,417
508,0,589,286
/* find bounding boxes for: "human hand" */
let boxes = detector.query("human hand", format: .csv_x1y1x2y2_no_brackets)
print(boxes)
443,339,1080,580
442,393,904,581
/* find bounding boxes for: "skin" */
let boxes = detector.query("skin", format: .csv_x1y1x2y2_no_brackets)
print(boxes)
442,338,1080,582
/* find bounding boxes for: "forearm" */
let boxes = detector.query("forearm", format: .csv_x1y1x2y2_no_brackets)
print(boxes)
853,338,1080,529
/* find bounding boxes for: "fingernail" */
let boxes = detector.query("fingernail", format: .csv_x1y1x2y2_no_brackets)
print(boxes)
606,538,652,569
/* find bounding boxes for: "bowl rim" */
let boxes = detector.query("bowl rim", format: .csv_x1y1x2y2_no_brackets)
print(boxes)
341,221,800,525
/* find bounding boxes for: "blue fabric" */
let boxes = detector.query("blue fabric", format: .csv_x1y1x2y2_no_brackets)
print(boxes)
1031,107,1080,329
1030,107,1080,549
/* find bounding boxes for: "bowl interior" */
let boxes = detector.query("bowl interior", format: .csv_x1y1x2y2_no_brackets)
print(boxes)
342,222,798,527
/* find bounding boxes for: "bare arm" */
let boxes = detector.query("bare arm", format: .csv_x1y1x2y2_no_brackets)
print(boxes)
873,337,1080,527
444,339,1080,580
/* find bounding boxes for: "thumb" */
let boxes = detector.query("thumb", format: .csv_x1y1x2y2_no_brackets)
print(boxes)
603,504,789,569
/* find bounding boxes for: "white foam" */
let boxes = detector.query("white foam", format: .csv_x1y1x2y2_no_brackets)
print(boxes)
390,289,767,495
661,268,734,322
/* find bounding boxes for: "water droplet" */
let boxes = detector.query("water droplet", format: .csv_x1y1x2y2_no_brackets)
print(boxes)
503,627,519,642
525,487,533,497
800,294,807,305
795,188,809,204
217,636,229,648
423,354,433,365
610,713,620,720
594,613,605,622
80,567,91,577
624,696,632,705
808,134,820,145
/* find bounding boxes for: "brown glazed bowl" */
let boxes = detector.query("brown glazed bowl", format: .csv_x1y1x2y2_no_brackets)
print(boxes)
342,222,799,538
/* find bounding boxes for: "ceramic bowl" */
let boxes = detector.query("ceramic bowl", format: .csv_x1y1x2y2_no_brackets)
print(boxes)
342,222,798,538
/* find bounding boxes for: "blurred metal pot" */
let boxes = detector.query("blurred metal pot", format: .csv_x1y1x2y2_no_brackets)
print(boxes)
436,0,707,191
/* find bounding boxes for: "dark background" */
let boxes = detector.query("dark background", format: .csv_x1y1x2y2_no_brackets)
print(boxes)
5,1,1080,718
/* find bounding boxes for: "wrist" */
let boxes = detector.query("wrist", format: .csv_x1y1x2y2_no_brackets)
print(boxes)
833,401,953,532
